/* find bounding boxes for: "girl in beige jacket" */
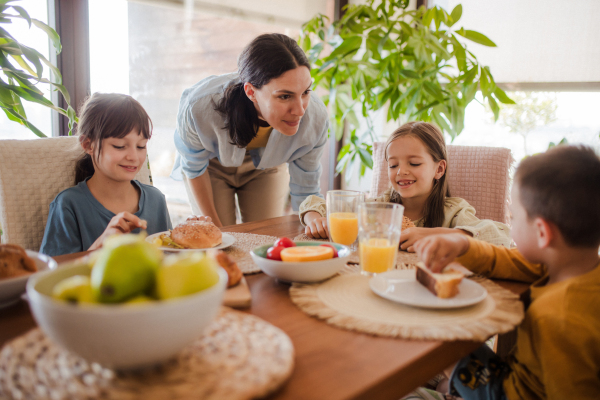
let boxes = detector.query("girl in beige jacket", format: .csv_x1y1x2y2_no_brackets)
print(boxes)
300,122,511,251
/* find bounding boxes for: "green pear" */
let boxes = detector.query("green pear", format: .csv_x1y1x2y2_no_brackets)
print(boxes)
156,252,220,300
125,295,155,305
52,275,96,304
91,234,162,303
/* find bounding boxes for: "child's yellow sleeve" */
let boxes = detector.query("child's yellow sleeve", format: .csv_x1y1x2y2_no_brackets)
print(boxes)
456,237,546,283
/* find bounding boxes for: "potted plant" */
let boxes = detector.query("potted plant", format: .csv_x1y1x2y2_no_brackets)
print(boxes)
0,0,76,137
300,0,514,179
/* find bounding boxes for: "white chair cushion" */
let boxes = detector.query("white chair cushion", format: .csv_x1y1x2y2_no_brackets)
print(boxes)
0,136,151,250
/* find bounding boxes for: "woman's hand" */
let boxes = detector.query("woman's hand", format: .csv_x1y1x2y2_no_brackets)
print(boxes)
413,233,470,272
304,211,329,239
88,212,147,251
400,227,470,252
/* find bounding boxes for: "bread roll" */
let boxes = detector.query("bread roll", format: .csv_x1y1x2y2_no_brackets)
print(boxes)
0,244,37,280
415,262,464,298
210,250,242,287
171,217,222,249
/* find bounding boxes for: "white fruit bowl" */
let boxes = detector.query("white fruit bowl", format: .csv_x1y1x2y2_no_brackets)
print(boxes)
250,241,351,283
26,261,227,370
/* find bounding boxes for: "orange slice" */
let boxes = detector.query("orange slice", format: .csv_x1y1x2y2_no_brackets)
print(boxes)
280,246,334,262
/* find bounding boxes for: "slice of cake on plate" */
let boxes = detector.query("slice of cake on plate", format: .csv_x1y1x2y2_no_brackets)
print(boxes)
415,262,464,298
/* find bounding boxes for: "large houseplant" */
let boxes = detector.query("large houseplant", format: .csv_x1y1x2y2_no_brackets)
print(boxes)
300,0,514,179
0,0,76,137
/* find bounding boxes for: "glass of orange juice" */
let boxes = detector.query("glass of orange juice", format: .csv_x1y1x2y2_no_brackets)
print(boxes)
326,190,363,250
358,202,404,275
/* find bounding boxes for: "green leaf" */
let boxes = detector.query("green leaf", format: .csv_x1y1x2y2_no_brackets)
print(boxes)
0,105,47,137
479,67,491,96
399,69,420,79
493,87,515,104
423,81,445,103
358,147,373,169
413,100,439,117
422,7,434,27
328,35,362,59
31,18,61,53
449,4,462,27
456,28,497,47
11,5,30,28
488,96,499,121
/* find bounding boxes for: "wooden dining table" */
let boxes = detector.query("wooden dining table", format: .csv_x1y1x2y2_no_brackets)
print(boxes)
0,215,529,400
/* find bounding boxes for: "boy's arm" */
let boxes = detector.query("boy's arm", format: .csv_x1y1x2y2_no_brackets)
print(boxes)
415,234,545,283
457,237,545,283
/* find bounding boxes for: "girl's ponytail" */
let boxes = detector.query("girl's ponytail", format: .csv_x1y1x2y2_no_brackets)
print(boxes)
74,153,95,185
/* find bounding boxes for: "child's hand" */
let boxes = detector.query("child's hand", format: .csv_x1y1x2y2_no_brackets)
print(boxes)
304,212,329,239
399,227,435,252
88,212,147,251
413,233,470,272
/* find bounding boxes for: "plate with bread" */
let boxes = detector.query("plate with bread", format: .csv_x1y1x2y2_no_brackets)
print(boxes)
147,216,235,252
369,262,487,309
0,244,57,308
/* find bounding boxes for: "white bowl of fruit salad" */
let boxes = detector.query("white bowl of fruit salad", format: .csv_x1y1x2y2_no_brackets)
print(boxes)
26,234,227,370
250,237,351,283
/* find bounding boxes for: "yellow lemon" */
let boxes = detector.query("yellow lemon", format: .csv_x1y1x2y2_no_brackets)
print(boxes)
280,246,334,262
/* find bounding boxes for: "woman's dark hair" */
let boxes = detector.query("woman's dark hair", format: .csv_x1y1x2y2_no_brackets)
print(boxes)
214,33,310,148
74,93,153,184
384,122,450,228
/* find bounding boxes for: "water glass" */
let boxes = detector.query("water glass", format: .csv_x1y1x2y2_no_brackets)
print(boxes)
358,202,404,275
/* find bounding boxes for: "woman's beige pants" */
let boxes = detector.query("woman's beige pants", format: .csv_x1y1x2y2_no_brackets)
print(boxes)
183,153,290,226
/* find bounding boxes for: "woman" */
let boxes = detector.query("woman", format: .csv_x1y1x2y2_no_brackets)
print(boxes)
171,33,329,227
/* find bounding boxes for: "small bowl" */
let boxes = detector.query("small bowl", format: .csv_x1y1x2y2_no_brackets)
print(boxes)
0,250,57,309
251,241,351,283
27,262,227,370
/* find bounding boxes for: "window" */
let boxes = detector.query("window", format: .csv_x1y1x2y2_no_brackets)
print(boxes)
0,0,52,140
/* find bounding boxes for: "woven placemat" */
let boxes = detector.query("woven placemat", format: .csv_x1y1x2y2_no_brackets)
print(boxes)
293,233,419,269
223,232,278,274
0,308,294,400
289,264,524,341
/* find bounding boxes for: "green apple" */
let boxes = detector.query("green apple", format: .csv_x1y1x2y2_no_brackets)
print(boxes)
52,275,96,304
156,252,220,300
91,233,162,303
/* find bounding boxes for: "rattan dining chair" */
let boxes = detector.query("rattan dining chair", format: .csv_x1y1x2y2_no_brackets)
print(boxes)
369,142,514,224
0,136,152,250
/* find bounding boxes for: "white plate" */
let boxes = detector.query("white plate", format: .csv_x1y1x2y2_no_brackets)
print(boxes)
369,269,487,309
0,250,57,309
146,232,236,252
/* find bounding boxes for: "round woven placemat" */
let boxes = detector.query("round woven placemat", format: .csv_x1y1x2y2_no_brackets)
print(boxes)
0,308,294,400
289,265,524,341
224,232,278,274
293,233,419,269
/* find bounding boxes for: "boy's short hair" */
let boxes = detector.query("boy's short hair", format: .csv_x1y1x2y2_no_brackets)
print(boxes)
515,145,600,247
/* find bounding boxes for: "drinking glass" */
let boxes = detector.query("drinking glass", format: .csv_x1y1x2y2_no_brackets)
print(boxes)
326,190,363,250
358,202,404,276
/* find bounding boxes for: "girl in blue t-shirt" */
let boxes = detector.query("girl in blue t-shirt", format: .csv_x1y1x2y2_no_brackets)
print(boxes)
41,93,188,256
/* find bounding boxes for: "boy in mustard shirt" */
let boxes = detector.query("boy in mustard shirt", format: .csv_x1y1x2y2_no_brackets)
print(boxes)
414,145,600,400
